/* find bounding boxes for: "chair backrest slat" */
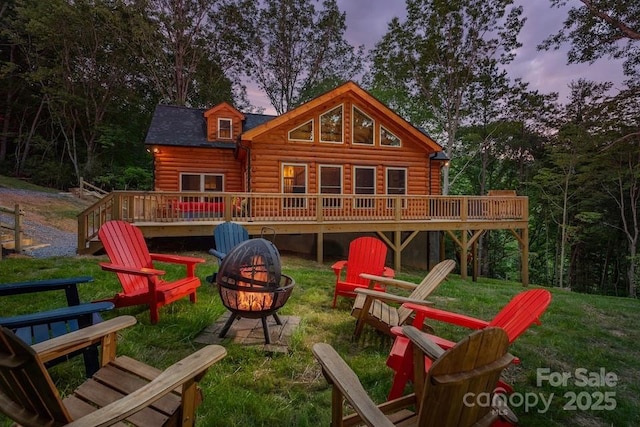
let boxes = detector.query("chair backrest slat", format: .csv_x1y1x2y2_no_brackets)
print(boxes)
214,222,249,257
489,289,552,342
397,259,456,323
345,237,388,286
0,326,72,427
417,327,511,427
99,221,152,294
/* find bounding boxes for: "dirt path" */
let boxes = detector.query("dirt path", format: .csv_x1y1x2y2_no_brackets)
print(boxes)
0,187,94,257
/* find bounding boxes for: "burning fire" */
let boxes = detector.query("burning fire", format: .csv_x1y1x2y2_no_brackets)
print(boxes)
235,256,273,311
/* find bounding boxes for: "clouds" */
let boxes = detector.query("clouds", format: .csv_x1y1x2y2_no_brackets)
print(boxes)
508,0,626,102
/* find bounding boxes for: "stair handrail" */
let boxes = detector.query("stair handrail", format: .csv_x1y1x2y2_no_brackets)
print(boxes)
79,177,108,198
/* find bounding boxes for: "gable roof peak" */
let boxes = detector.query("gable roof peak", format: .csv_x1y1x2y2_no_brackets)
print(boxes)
203,101,245,120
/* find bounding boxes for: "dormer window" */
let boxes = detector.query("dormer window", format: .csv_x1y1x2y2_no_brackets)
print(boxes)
218,118,232,139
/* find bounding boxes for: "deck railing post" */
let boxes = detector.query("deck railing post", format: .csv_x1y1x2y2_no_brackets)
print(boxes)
316,195,323,222
460,197,468,221
224,194,232,221
112,193,121,221
394,197,402,221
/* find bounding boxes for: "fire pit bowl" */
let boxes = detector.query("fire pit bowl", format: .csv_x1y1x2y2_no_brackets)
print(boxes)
215,238,295,344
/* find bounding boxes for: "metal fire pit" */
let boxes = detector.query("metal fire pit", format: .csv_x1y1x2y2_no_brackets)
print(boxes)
216,238,294,344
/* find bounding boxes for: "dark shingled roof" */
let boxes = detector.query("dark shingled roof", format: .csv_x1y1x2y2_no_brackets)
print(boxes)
144,104,276,148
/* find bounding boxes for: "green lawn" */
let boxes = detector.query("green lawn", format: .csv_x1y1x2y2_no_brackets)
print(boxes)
1,254,639,426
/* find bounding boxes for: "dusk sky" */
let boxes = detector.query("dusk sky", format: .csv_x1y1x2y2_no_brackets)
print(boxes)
247,0,626,114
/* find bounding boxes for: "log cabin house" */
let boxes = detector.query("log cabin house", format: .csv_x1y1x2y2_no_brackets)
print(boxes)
78,81,529,284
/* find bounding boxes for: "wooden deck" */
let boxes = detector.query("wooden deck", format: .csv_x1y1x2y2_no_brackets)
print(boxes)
77,191,529,284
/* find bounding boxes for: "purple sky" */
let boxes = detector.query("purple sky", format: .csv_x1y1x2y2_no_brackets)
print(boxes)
248,0,626,114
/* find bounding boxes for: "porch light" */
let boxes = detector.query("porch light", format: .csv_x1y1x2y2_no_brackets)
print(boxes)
429,151,449,167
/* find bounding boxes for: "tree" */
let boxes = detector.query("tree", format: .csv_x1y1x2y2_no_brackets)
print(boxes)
235,0,363,114
121,0,240,108
368,0,525,194
6,0,143,178
540,1,640,83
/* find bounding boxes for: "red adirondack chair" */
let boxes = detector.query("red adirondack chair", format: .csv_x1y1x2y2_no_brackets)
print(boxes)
386,288,552,400
98,220,206,324
331,236,394,308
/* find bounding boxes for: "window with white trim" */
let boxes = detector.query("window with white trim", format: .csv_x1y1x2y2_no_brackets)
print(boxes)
180,173,223,202
354,166,375,208
289,120,314,141
282,163,307,208
218,118,232,139
319,165,342,208
352,106,374,145
320,105,343,143
380,125,401,147
386,167,406,208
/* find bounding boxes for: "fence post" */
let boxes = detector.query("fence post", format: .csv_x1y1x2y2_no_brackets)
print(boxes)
14,204,22,253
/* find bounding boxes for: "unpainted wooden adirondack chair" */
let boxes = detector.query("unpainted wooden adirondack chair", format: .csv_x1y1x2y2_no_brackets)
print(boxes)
0,316,226,427
313,325,518,427
207,222,250,283
98,220,206,324
350,259,456,338
331,236,394,308
386,288,552,400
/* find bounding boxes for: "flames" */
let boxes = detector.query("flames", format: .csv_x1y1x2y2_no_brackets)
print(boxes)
234,256,273,311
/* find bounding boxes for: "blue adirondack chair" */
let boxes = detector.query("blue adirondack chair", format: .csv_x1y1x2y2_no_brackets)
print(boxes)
0,276,113,376
207,222,250,283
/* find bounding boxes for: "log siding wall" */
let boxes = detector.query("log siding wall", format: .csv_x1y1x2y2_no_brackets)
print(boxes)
153,146,244,192
248,96,436,196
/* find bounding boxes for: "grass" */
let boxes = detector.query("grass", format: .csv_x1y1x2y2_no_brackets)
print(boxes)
1,253,639,426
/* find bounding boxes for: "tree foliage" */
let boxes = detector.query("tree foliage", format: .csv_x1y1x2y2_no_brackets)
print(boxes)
367,0,525,194
540,0,640,83
233,0,363,114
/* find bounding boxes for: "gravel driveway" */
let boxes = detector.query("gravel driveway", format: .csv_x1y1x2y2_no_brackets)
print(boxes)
1,187,86,258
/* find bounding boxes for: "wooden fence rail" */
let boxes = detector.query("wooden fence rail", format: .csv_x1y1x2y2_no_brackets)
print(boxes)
0,204,24,259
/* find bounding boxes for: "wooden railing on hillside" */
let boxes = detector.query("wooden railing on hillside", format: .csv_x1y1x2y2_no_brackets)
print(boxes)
0,204,24,259
78,177,108,199
77,191,528,252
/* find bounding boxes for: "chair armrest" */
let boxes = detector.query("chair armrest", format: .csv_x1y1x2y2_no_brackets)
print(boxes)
401,325,446,360
331,260,347,275
0,276,93,295
312,343,396,427
64,344,227,427
354,288,434,307
359,274,418,290
208,248,226,261
32,316,137,364
150,253,206,265
382,267,394,278
0,302,113,329
99,262,165,277
402,302,490,330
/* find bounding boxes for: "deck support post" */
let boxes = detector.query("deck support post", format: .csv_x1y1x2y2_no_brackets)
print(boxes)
316,232,324,264
460,230,468,280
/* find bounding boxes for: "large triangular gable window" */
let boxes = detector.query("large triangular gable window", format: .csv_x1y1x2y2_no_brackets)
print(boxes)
381,126,401,147
289,120,314,141
352,106,374,145
320,105,343,143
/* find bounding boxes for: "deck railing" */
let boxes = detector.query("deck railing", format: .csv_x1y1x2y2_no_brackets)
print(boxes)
77,191,528,252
